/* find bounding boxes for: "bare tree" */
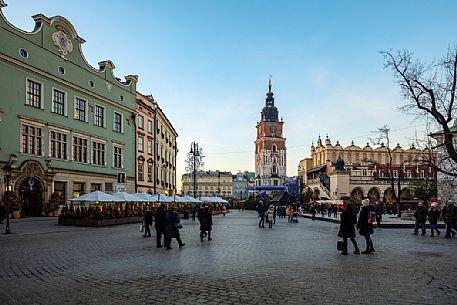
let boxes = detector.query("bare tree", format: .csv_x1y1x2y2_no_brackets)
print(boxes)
185,145,204,173
381,48,457,177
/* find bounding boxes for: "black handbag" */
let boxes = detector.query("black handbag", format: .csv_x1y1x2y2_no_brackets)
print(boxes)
337,238,345,251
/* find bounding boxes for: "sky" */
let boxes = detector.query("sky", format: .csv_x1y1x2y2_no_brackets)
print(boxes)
3,0,457,190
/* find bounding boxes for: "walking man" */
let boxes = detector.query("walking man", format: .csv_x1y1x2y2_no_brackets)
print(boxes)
191,204,196,221
143,208,153,237
257,201,265,228
443,200,457,238
199,204,213,241
413,202,428,236
154,203,166,248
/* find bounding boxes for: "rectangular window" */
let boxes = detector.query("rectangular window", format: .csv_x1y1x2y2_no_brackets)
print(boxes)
138,137,144,152
138,161,144,181
75,98,86,122
92,142,106,166
138,115,144,129
50,131,68,160
407,170,412,178
54,181,66,202
114,112,122,133
105,182,113,192
393,170,398,178
420,170,425,178
113,146,123,168
73,136,88,163
21,124,43,155
147,120,152,133
73,182,84,198
94,105,105,127
379,170,384,178
362,169,367,176
91,183,101,192
147,139,152,155
26,79,42,108
52,89,65,115
147,162,153,182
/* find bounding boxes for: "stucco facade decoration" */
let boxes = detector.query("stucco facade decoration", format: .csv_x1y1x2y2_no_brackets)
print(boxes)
298,135,436,203
136,93,178,195
182,170,233,198
232,171,255,200
255,78,286,187
0,2,137,215
430,120,457,203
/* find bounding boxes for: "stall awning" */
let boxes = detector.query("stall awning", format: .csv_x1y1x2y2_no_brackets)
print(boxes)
306,165,326,174
248,186,285,191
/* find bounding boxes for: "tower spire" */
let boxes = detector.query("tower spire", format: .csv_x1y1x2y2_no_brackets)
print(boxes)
268,74,272,93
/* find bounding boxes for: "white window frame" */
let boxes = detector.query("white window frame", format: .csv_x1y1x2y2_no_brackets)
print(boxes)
51,87,68,116
91,139,107,166
407,170,412,178
147,138,153,155
71,133,90,163
420,170,425,178
19,119,45,156
94,104,106,128
393,170,398,178
25,77,44,110
48,126,70,160
113,144,124,169
113,111,123,133
138,137,144,152
74,96,89,123
138,115,144,129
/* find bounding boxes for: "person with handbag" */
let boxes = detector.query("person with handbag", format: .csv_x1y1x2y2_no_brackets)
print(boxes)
143,207,153,238
199,204,213,241
338,203,360,255
154,203,166,248
357,199,375,254
164,207,185,250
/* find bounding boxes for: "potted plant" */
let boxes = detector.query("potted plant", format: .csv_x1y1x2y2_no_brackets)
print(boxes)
2,191,22,219
47,192,64,217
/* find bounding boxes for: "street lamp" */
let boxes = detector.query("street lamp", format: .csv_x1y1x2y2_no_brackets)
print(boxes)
189,142,200,198
2,163,12,234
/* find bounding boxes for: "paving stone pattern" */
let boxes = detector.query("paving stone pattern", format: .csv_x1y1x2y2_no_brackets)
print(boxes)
0,211,456,305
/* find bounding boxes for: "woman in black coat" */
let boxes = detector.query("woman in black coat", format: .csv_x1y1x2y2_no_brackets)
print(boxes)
357,199,375,254
199,205,213,241
164,207,185,250
338,203,360,255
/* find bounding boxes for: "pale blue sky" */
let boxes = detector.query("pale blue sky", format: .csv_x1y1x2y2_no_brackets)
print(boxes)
4,0,457,188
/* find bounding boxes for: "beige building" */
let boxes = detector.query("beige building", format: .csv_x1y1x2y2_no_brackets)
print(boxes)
136,93,178,195
181,170,233,198
298,135,435,203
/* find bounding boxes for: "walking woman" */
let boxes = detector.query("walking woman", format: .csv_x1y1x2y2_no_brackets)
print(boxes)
428,204,441,237
338,203,360,255
164,207,185,250
357,199,375,254
199,204,213,241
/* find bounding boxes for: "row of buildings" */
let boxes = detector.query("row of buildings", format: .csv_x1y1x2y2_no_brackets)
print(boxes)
0,2,177,215
181,170,255,199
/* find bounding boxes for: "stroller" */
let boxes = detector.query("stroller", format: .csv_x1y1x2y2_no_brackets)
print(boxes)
290,211,299,223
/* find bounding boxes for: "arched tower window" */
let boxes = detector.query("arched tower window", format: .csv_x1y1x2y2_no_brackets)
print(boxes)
272,144,277,153
272,164,277,174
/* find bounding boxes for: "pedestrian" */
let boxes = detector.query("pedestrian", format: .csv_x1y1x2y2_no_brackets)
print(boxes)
338,203,360,255
273,205,277,224
287,206,293,222
191,204,196,221
164,207,185,250
333,205,338,218
266,204,274,228
310,204,316,220
328,205,333,217
199,204,213,241
154,203,166,248
375,203,382,228
222,205,227,216
428,203,441,237
143,207,153,237
443,200,457,238
257,201,265,228
0,203,5,224
357,199,375,254
413,202,428,236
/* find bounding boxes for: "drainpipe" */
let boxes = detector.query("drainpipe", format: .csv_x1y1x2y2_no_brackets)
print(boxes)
132,112,137,193
153,107,157,194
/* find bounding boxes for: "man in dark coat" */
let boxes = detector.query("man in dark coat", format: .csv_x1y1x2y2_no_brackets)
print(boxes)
164,207,185,250
143,208,153,237
357,199,375,254
199,204,213,241
154,204,166,248
257,201,265,228
338,203,360,255
413,202,428,235
443,201,457,238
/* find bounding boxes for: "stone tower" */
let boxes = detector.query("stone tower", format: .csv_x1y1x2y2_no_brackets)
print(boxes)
255,77,287,186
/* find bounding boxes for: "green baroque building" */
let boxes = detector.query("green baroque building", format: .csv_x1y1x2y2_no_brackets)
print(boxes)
0,1,137,215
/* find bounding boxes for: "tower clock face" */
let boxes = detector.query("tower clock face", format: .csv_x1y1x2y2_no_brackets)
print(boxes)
269,125,277,133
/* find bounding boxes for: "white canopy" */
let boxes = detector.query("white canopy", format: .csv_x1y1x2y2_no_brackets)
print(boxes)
133,192,157,202
155,194,174,203
170,195,189,203
199,196,228,204
181,195,202,203
69,191,117,202
112,192,146,202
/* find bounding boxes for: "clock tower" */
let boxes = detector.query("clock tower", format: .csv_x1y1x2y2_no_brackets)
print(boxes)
255,77,286,187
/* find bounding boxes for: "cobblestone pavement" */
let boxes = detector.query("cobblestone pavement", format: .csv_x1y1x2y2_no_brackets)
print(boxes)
0,211,456,305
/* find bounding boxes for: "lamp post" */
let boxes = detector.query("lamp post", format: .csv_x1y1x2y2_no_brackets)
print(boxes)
2,163,12,234
189,142,200,198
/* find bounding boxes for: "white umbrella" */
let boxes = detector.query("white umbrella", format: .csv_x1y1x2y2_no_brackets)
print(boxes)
69,190,117,202
182,195,201,203
156,194,174,203
112,192,146,202
172,195,188,203
134,192,157,202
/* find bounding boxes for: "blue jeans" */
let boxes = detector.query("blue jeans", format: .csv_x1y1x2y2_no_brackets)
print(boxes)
429,223,440,235
259,215,265,227
414,220,426,234
445,221,456,237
